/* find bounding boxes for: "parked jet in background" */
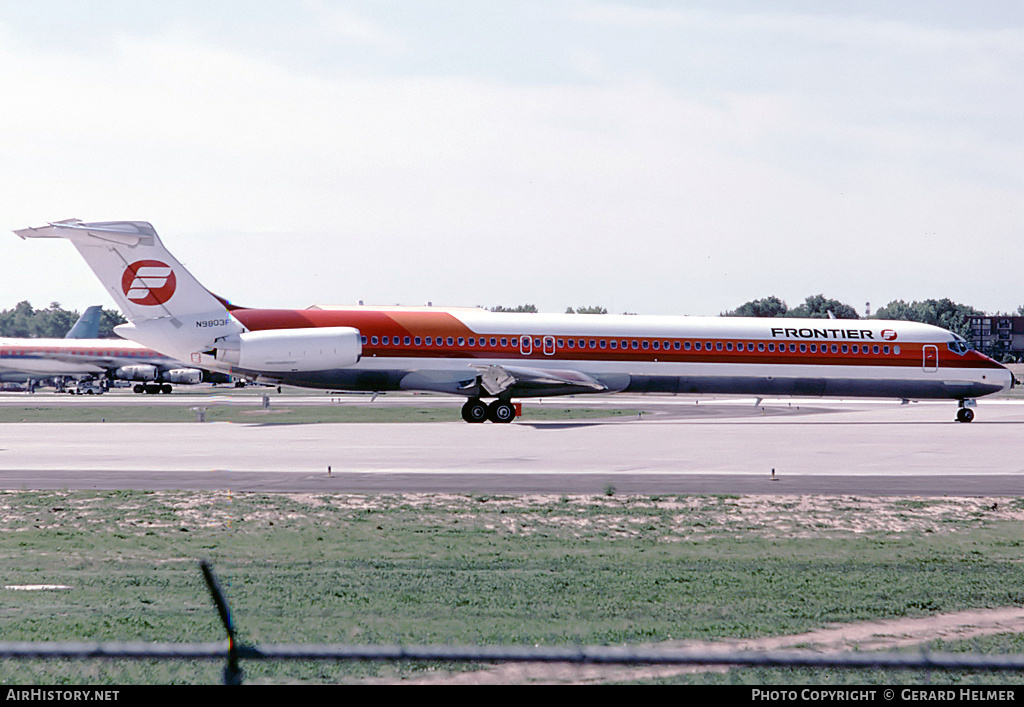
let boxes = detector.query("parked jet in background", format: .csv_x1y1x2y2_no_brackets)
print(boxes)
15,219,1013,420
0,305,210,393
1,306,94,386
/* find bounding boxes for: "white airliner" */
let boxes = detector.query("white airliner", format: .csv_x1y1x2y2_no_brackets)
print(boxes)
0,336,206,393
0,304,208,393
15,219,1013,421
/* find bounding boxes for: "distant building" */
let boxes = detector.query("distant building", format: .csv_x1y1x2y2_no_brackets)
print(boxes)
968,315,1024,362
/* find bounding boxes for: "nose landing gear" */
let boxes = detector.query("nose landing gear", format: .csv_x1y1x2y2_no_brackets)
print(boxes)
956,401,975,423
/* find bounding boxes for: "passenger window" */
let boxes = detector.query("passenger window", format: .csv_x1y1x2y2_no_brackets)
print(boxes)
382,336,390,345
726,342,733,351
758,343,765,352
415,337,422,346
371,336,378,345
642,340,649,350
695,342,702,351
457,337,464,346
799,344,806,353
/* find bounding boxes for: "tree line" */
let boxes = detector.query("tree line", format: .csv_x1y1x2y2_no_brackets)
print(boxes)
490,295,1024,359
490,294,1015,342
720,294,998,341
0,301,126,338
489,305,610,314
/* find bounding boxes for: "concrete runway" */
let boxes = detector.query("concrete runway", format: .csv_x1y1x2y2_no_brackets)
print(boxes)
1,393,1023,495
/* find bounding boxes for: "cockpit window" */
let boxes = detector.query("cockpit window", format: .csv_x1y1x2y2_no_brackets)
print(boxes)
947,341,969,355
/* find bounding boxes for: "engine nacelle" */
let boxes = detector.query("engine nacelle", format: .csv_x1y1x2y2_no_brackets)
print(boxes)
213,327,362,372
164,368,203,385
115,364,158,381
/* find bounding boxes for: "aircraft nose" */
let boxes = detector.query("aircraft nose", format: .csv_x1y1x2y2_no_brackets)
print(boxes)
997,364,1015,391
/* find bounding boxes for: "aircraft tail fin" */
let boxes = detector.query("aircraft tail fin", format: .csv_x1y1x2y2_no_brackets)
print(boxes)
64,305,103,339
15,219,244,358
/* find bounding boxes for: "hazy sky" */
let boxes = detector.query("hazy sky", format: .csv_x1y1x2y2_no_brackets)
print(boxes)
1,1,1021,317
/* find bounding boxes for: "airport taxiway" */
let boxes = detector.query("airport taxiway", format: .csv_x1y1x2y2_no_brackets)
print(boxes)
1,392,1023,495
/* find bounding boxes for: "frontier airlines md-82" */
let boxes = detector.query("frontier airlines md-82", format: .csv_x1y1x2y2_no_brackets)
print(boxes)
15,220,1013,422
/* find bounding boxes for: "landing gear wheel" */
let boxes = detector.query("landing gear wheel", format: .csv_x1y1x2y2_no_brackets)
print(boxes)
461,398,488,423
133,384,144,394
488,400,516,424
956,407,975,423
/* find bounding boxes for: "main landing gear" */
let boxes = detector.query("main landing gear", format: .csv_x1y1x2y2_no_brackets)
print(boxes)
133,383,173,394
956,400,975,423
461,398,516,424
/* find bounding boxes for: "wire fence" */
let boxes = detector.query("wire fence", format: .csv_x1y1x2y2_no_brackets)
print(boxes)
1,561,1021,684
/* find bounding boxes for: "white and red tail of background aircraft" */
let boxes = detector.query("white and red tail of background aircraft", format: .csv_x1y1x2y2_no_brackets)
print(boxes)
15,219,1013,422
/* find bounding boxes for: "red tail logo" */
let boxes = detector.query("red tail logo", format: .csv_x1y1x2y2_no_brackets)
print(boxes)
122,260,177,306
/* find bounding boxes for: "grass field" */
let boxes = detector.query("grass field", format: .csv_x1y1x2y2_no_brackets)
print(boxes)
2,490,1024,684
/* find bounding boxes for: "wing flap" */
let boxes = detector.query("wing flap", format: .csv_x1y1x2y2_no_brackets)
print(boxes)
470,364,611,395
398,365,626,397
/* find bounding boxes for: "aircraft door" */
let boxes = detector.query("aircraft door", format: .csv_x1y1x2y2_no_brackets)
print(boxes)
543,336,555,355
520,336,532,356
922,345,938,372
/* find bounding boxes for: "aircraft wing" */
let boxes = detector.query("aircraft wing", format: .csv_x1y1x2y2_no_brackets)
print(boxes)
44,352,116,366
472,364,608,395
397,364,628,397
